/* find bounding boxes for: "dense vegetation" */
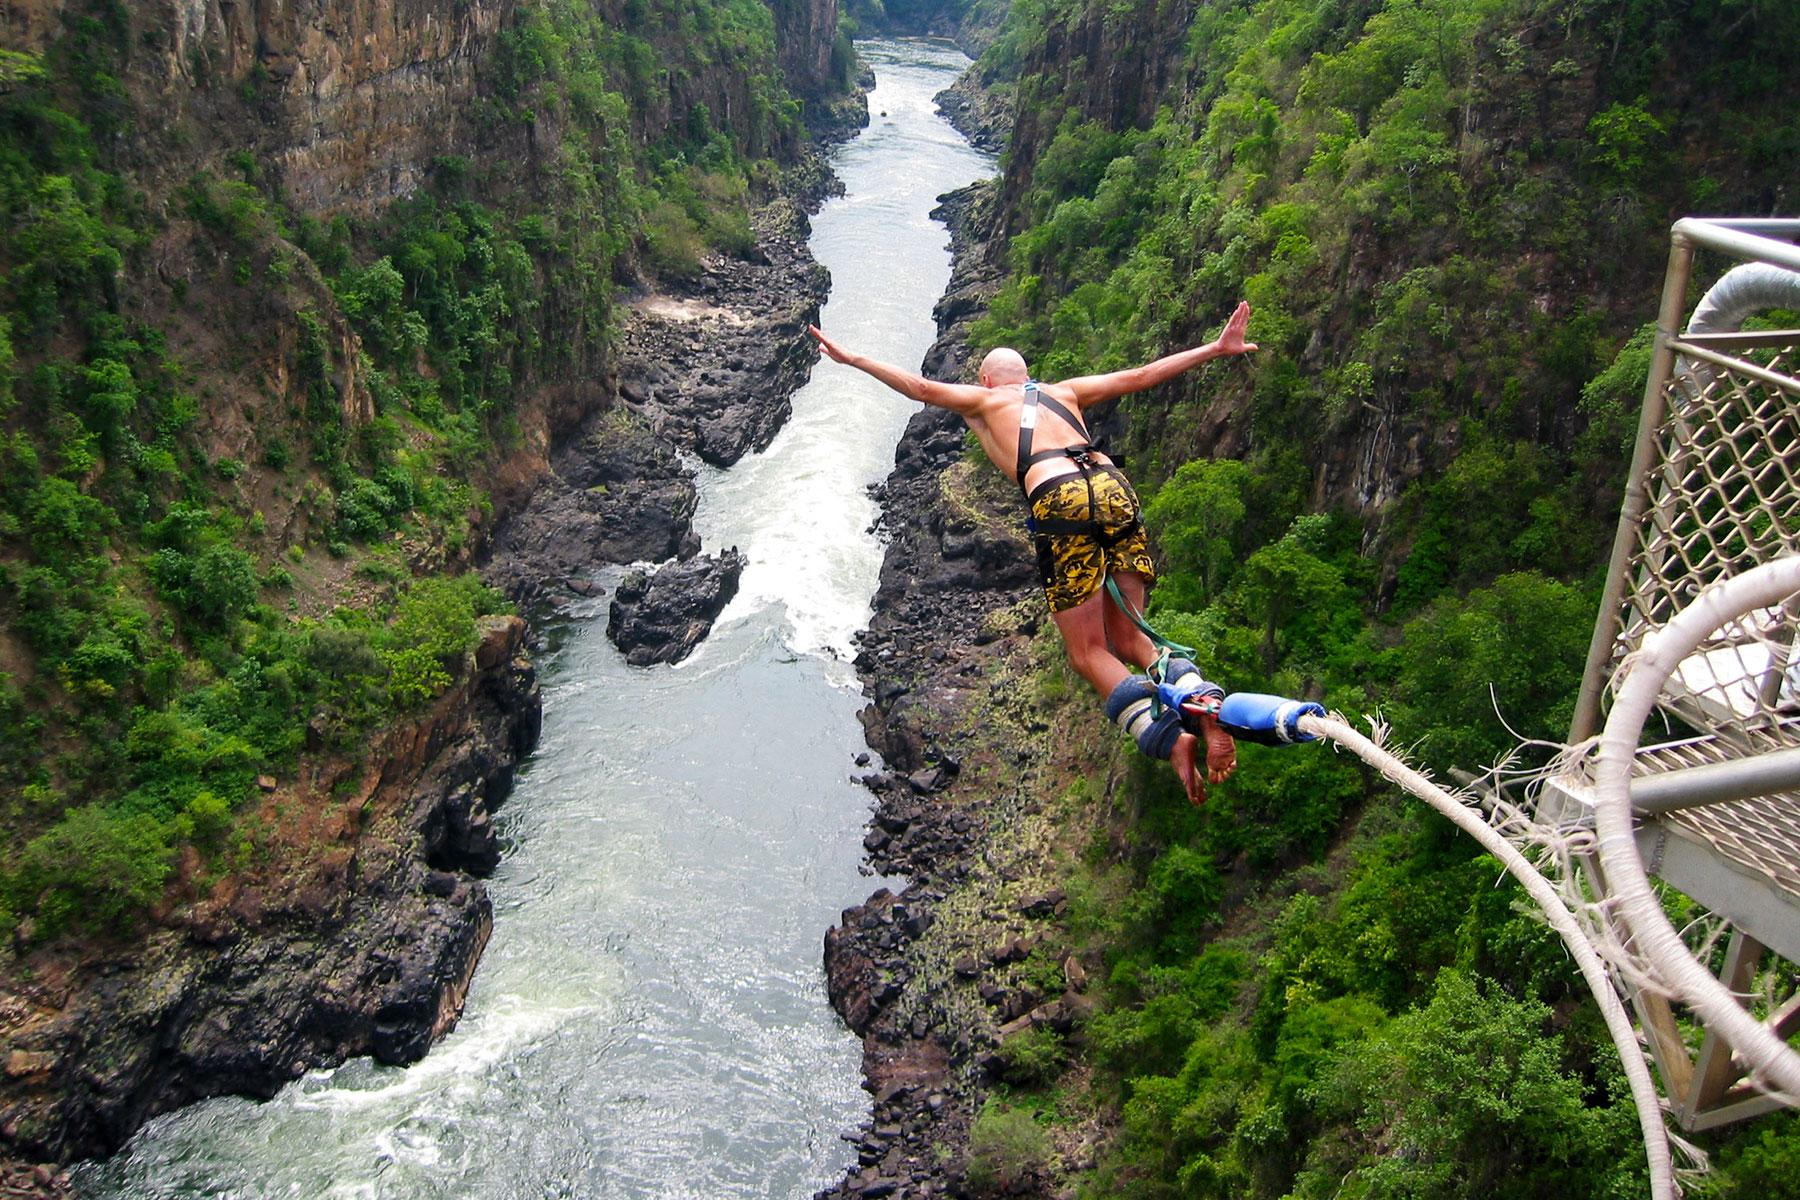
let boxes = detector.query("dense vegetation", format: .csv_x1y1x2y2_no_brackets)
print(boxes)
0,0,829,939
935,0,1800,1195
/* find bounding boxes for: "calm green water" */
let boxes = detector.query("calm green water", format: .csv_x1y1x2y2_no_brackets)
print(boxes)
74,39,991,1200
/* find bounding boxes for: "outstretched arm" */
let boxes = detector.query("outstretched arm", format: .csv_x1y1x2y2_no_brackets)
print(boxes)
809,326,990,415
1059,301,1258,408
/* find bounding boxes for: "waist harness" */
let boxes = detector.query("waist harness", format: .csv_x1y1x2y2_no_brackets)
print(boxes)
1016,381,1140,548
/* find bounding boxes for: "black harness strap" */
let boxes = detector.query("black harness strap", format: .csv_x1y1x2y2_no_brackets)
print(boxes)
1017,382,1139,549
1015,381,1094,491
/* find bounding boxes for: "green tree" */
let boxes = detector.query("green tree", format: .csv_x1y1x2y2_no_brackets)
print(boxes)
8,805,172,935
1145,458,1252,606
1232,517,1360,674
1391,571,1592,775
1303,969,1643,1199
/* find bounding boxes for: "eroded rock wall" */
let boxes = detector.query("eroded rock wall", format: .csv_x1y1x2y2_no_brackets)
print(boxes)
0,617,540,1165
5,0,518,213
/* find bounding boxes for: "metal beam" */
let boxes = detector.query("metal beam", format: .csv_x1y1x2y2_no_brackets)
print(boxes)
1685,1089,1793,1132
1628,746,1800,815
1680,330,1800,351
1639,821,1800,963
1683,930,1765,1125
1673,218,1800,273
1771,991,1800,1040
1669,338,1800,396
1693,218,1800,238
1572,234,1695,741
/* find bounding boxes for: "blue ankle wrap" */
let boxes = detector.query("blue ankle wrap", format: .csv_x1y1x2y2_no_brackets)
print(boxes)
1218,692,1326,745
1105,675,1184,761
1155,657,1224,718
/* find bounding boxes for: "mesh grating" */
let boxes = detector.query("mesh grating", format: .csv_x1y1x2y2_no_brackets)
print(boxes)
1635,735,1800,896
1610,344,1800,757
1601,336,1800,893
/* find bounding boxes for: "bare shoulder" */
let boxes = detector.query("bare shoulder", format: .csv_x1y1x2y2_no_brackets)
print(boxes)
975,382,1027,428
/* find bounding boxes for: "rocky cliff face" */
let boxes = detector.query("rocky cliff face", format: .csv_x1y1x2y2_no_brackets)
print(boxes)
771,0,838,97
992,1,1189,243
0,617,539,1166
4,0,518,213
5,0,842,215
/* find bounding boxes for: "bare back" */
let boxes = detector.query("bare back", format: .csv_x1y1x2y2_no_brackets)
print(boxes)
960,381,1113,496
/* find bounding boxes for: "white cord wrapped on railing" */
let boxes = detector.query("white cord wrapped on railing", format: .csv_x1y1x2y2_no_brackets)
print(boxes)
1591,557,1800,1103
1297,711,1679,1200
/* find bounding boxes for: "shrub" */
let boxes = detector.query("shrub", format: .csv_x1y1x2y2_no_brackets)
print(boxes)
175,789,232,849
965,1103,1051,1196
334,475,407,540
1127,844,1224,952
379,574,503,707
8,804,172,936
994,1026,1068,1088
27,477,108,555
642,199,703,278
147,543,260,628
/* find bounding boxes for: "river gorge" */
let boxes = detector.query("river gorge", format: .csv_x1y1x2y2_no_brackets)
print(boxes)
72,40,991,1200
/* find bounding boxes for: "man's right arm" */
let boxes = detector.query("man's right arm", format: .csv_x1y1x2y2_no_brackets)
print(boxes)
809,326,990,414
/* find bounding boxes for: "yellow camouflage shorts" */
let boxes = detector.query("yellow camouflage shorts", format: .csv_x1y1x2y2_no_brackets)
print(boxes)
1027,465,1156,613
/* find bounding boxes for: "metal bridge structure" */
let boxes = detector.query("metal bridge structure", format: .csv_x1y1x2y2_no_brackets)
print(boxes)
1539,217,1800,1134
1294,219,1799,1198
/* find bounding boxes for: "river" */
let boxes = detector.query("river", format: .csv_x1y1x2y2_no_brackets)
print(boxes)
72,39,991,1200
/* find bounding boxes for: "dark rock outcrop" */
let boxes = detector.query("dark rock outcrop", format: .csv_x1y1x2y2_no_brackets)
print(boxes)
607,550,747,666
618,200,831,468
484,412,700,603
934,68,1012,153
0,617,540,1168
483,198,830,611
852,178,1032,777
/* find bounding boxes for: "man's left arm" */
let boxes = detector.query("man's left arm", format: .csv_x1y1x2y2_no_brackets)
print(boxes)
1059,300,1258,408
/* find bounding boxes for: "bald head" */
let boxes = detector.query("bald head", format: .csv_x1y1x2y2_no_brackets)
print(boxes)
978,347,1029,388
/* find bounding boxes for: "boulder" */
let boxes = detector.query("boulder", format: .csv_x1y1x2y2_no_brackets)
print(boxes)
606,550,746,666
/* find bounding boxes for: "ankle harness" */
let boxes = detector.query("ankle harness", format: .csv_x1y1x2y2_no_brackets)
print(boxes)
1106,658,1224,760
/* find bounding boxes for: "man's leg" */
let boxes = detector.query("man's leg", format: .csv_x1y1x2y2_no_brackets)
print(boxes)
1100,571,1238,797
1050,589,1207,804
1100,570,1157,669
1051,588,1131,696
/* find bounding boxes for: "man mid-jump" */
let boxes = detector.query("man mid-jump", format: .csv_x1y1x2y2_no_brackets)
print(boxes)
808,302,1259,803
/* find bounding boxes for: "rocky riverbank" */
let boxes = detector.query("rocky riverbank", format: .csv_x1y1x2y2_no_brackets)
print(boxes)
483,193,832,637
0,617,539,1182
817,164,1119,1198
933,69,1013,155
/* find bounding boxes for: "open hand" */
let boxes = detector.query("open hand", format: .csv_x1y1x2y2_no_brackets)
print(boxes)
808,325,851,364
1215,301,1258,357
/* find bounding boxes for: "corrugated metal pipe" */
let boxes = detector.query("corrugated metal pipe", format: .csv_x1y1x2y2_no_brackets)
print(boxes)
1675,261,1800,400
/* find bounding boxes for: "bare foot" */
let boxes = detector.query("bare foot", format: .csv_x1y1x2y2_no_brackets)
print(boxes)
1175,697,1238,796
1171,733,1207,806
1194,707,1237,785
